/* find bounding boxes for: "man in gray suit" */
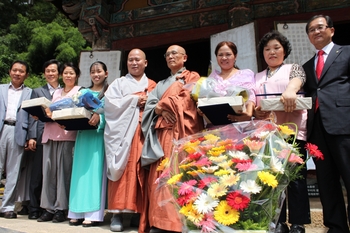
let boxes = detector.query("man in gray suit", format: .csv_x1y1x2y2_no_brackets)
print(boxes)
0,60,32,219
303,15,350,233
26,59,60,220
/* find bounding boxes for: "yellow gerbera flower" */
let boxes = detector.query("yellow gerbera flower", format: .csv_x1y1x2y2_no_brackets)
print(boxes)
156,158,169,171
187,209,204,224
279,125,295,137
167,173,183,185
217,160,233,169
258,171,278,188
179,202,194,216
219,173,240,187
214,169,230,176
207,183,227,198
187,169,204,177
209,155,228,163
214,200,240,225
179,163,194,171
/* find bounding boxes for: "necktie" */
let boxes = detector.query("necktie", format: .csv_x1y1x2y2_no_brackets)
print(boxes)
316,50,325,79
315,50,324,111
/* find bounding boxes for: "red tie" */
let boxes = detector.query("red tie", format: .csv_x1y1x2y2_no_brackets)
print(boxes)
315,50,324,111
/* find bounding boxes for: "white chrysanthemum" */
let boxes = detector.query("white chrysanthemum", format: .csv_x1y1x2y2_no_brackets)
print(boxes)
270,156,284,174
255,130,270,139
227,150,249,160
239,180,262,194
202,166,219,173
193,193,219,214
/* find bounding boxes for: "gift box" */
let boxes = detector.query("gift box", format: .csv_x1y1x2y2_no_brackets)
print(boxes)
51,107,96,130
21,97,53,122
260,97,312,111
198,96,245,125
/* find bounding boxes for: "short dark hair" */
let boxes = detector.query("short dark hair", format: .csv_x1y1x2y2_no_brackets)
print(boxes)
214,41,239,69
59,62,81,78
214,41,238,57
10,60,29,74
305,15,334,34
257,30,292,60
42,59,60,73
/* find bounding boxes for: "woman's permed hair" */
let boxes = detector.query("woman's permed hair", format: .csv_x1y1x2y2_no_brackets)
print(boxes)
257,30,292,60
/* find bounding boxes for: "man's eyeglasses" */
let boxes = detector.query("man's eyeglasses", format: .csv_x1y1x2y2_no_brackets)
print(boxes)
308,25,330,34
164,50,185,58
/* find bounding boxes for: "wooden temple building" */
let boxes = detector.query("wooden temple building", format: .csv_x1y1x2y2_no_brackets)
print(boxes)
50,0,350,81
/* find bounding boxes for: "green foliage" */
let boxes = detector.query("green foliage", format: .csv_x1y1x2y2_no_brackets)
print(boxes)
0,0,90,82
0,74,46,89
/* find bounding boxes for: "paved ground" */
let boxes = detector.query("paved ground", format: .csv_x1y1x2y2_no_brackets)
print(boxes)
0,209,327,233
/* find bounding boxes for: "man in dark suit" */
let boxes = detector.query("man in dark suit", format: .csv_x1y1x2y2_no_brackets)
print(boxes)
27,59,60,220
0,60,32,219
303,15,350,233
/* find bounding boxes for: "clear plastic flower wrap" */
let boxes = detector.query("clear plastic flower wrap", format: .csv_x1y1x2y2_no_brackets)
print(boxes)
157,120,323,233
191,76,250,102
49,90,102,112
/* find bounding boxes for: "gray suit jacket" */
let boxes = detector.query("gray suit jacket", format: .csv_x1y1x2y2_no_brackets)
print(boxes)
303,44,350,137
28,84,52,145
0,84,32,146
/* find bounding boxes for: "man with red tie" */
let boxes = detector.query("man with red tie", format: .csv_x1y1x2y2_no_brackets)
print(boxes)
303,15,350,233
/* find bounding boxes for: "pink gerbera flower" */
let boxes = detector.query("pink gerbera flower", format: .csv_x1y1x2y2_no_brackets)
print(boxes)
178,180,197,195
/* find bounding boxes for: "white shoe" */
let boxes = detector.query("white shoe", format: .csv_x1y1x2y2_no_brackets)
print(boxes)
110,214,123,232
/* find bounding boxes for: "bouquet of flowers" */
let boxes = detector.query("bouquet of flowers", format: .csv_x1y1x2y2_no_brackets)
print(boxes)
157,120,323,233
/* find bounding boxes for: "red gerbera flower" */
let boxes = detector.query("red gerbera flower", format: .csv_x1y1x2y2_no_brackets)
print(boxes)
177,191,197,205
231,158,252,164
235,144,245,150
305,143,324,160
226,191,250,211
188,152,203,161
198,176,217,189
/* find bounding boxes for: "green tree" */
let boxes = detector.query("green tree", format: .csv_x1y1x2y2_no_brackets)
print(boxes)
0,0,90,86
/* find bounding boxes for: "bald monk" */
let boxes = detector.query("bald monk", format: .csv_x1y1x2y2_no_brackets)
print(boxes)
141,45,204,233
104,48,156,232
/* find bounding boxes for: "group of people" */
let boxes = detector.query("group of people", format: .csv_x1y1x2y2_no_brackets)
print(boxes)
0,14,350,233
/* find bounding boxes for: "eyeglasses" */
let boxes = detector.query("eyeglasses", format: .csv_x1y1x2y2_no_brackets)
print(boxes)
164,50,185,58
308,25,330,34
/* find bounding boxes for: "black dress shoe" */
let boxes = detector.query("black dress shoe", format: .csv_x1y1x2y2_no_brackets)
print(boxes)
18,206,29,215
69,218,84,226
0,212,4,217
275,222,289,233
289,224,305,233
52,210,66,223
28,211,41,220
37,211,54,222
4,211,17,219
82,221,99,227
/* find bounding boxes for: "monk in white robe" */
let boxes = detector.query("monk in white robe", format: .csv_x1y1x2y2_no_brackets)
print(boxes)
104,49,156,233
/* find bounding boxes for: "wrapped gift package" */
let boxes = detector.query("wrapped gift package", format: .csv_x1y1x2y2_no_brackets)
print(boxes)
260,97,312,111
21,97,53,122
198,96,245,113
52,107,96,130
198,96,245,125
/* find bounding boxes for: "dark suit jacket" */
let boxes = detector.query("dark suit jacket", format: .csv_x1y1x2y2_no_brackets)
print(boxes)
303,44,350,138
28,84,52,145
0,84,32,146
